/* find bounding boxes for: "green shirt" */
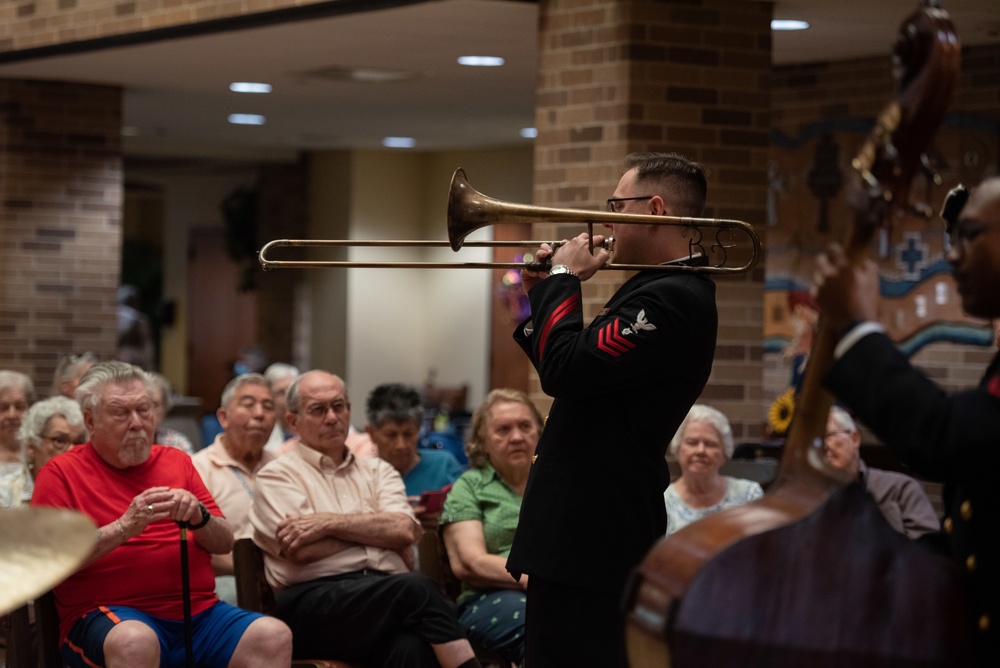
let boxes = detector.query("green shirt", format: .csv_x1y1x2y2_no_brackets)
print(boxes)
440,464,523,603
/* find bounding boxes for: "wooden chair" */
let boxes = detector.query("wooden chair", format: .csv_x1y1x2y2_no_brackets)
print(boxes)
434,529,515,668
4,603,34,668
4,592,62,668
232,538,361,668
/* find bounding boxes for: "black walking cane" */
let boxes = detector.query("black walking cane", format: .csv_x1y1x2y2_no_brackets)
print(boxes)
178,521,194,668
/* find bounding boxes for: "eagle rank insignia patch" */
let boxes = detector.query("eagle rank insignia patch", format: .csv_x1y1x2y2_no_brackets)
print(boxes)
622,309,656,336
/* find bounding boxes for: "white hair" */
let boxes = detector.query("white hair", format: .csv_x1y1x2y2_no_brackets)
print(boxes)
668,403,734,459
18,396,87,459
828,405,858,432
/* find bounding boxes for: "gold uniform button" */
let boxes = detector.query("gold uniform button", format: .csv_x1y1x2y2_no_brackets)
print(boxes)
979,615,990,632
961,500,972,521
966,555,976,572
531,455,538,464
943,517,953,534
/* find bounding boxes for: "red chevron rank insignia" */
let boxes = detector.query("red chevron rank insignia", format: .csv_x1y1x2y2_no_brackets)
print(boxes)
597,318,637,357
987,372,1000,399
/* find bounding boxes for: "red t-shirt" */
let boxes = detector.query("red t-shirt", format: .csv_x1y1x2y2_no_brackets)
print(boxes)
31,444,222,642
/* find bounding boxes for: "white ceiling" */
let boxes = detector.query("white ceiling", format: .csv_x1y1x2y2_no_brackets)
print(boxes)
0,0,997,163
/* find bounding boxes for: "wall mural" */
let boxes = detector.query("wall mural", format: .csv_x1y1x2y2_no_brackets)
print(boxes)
763,114,999,435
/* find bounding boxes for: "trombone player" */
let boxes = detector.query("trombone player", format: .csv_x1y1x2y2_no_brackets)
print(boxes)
506,152,719,667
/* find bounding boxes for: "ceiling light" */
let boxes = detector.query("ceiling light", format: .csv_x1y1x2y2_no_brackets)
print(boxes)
383,137,416,148
771,19,809,31
230,82,272,93
228,114,266,125
457,56,505,67
520,127,538,138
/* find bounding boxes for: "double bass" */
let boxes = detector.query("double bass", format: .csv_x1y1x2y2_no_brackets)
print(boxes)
624,2,966,666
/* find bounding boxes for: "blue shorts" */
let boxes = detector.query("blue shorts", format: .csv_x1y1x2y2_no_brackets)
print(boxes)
61,601,262,668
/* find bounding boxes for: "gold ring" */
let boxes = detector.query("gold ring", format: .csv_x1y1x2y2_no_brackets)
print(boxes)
146,504,154,515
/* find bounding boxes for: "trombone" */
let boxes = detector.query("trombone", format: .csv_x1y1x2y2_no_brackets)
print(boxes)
258,168,761,273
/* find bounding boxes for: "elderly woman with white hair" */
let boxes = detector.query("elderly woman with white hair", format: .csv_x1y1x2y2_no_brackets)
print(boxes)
664,403,764,535
1,370,35,508
50,352,98,399
18,396,89,482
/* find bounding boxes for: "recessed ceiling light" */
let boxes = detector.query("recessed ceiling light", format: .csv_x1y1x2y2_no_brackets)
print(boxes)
520,127,538,138
771,19,809,31
230,82,272,93
228,114,266,125
457,56,505,67
383,136,416,148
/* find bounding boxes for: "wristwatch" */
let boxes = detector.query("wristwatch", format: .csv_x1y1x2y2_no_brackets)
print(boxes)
189,502,211,530
549,264,578,277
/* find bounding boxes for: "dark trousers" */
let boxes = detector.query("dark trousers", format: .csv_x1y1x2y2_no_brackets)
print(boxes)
276,570,465,667
524,576,627,668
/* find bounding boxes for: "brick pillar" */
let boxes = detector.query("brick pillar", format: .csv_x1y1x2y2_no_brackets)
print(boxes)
0,79,123,389
533,0,772,441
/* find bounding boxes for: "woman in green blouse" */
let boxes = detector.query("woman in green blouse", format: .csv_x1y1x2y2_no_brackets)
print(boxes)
441,389,543,666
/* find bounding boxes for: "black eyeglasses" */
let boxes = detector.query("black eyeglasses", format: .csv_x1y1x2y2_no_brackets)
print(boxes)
606,196,653,213
40,434,74,450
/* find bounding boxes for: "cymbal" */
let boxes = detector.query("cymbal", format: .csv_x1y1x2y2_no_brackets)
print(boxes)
0,507,96,615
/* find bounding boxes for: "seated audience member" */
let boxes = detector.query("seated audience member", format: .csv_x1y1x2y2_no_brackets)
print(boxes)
1,370,35,508
263,363,299,450
50,352,97,399
18,396,88,483
664,404,764,535
31,361,291,668
441,389,542,666
148,371,196,454
200,348,269,450
250,370,481,668
366,383,463,525
824,406,939,539
193,373,278,604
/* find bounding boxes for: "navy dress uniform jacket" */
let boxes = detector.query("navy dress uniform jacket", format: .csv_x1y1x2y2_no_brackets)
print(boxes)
825,332,1000,666
506,266,718,596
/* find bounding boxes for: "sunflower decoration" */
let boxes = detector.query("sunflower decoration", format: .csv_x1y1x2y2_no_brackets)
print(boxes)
768,387,796,437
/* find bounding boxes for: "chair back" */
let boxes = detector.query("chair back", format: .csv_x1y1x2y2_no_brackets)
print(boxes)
231,537,361,668
4,592,61,668
233,537,277,614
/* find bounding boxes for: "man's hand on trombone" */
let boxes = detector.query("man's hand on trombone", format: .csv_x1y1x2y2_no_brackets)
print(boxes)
521,232,610,294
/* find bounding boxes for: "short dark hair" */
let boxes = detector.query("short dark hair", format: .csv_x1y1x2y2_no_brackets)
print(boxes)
366,383,423,428
624,152,709,217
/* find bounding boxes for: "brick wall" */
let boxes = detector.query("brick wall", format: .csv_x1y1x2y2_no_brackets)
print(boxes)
532,0,771,442
0,79,122,389
0,0,333,53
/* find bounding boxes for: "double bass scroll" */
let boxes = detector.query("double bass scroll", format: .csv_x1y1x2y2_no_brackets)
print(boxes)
624,2,965,666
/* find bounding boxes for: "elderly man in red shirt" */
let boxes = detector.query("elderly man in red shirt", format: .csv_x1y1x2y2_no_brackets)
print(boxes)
32,361,291,668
